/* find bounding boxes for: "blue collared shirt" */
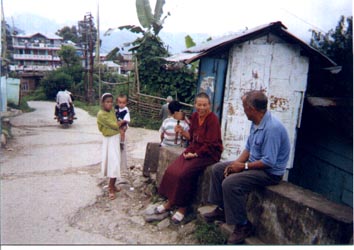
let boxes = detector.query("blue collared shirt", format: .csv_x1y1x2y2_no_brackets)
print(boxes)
245,111,290,176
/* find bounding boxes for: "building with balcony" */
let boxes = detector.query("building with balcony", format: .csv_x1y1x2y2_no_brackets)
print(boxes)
10,32,63,73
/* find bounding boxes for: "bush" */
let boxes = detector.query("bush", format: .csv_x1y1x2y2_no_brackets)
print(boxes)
194,220,226,245
41,71,73,99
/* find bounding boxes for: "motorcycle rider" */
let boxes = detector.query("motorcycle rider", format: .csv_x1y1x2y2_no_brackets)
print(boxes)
54,85,75,119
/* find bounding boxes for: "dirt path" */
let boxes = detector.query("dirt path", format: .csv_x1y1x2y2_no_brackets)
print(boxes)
0,101,197,244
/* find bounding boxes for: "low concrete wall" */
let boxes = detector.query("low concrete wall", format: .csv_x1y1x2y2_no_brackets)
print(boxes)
144,143,353,244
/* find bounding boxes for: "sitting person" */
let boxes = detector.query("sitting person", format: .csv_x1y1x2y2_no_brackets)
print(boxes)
203,90,290,244
155,92,223,224
159,100,189,147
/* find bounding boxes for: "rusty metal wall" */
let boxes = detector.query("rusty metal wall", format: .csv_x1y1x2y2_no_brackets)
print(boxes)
220,36,309,170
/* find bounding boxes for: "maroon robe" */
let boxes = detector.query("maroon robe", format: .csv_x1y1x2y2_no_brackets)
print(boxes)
158,112,223,207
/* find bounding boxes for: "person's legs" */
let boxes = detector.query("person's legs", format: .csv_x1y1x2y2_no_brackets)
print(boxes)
222,170,281,244
108,177,117,200
203,161,233,223
208,161,233,207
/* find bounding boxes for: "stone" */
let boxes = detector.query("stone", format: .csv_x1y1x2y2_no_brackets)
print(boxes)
145,212,169,223
197,205,217,216
169,231,178,242
178,222,196,236
156,146,184,187
144,204,157,215
130,216,146,226
157,218,170,230
1,133,6,147
132,178,144,188
126,237,138,245
143,142,161,176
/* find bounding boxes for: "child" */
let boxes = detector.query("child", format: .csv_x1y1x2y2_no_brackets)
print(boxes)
114,94,130,150
159,101,189,147
97,93,122,200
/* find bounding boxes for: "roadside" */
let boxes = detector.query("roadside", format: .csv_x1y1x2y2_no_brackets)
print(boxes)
0,101,199,244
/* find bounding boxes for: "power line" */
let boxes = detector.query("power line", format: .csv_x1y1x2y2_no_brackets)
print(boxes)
280,7,327,33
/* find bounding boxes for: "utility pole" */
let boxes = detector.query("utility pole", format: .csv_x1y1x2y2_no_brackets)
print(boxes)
79,13,95,103
96,0,101,99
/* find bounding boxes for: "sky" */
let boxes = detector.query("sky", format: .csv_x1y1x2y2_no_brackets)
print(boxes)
3,0,353,42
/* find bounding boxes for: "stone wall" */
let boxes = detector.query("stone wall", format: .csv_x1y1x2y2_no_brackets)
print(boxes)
144,143,353,244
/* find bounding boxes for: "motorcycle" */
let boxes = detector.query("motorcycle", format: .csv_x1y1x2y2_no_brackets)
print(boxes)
56,103,74,128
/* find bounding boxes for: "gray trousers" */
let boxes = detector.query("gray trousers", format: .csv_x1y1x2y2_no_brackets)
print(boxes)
208,161,282,225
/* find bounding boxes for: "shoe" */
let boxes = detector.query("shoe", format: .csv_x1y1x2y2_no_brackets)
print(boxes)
203,207,225,223
171,211,185,224
227,221,253,244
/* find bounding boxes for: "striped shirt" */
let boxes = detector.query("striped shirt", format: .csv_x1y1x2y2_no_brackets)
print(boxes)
159,117,189,147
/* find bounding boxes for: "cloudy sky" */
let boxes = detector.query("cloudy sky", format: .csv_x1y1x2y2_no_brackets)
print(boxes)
3,0,353,41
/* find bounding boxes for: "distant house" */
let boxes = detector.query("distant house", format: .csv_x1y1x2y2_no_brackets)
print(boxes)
102,60,121,74
166,21,352,207
120,54,134,74
10,32,63,95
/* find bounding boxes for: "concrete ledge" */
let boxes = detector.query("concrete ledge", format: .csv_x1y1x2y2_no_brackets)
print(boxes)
143,142,161,177
247,182,353,244
146,143,353,244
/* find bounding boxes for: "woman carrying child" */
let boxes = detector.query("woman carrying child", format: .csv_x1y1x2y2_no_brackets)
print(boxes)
97,93,122,200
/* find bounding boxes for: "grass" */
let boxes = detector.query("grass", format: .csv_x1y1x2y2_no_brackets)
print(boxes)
194,219,227,245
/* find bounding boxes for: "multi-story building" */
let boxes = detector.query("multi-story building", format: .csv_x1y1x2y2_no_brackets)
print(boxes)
10,32,63,95
10,32,63,73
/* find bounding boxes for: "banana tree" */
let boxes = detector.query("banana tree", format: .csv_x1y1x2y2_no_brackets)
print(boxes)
105,0,169,37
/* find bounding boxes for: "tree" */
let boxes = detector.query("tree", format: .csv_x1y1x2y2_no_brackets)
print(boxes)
56,26,79,43
58,45,81,67
41,72,73,99
105,0,197,103
310,16,352,97
185,35,196,49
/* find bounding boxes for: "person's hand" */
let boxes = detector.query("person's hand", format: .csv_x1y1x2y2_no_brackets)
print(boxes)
183,152,197,160
175,124,183,134
224,161,245,177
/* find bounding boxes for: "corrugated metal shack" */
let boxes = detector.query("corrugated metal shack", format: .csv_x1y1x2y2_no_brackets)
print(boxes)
166,21,338,180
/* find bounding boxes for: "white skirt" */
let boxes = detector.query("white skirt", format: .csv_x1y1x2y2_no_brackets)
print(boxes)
101,134,121,178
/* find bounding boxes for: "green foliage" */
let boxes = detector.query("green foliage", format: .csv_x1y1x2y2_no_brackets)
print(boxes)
41,45,85,100
8,94,35,113
41,71,73,100
185,35,196,48
58,45,81,67
56,26,79,43
310,15,353,97
133,35,197,103
194,220,226,245
129,109,161,130
136,0,154,29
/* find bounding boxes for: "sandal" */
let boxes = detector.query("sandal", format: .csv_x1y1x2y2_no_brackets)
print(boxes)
154,204,167,214
171,211,185,224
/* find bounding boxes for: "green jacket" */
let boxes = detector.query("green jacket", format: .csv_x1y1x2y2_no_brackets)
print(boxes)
97,109,120,137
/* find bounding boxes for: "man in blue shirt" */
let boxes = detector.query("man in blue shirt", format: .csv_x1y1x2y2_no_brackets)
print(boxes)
204,90,290,244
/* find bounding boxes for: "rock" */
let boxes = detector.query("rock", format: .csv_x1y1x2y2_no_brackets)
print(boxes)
1,133,6,147
130,216,146,226
132,177,144,188
197,205,217,216
169,231,178,242
126,237,138,244
178,222,196,236
145,212,169,223
157,218,170,230
144,204,157,215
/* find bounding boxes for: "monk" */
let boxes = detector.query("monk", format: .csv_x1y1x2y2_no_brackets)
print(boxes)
155,92,223,224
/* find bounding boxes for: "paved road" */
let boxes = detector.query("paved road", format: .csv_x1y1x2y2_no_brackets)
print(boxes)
0,101,160,244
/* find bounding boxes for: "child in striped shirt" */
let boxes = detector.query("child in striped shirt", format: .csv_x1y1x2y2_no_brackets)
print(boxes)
159,101,189,147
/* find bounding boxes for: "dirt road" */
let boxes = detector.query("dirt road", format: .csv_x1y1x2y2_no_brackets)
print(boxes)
1,101,196,244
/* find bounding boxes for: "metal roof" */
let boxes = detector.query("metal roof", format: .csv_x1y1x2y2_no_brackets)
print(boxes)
13,32,63,40
165,21,336,67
